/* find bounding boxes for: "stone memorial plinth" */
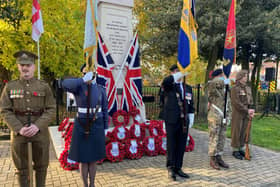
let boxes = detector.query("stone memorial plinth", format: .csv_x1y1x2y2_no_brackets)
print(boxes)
98,0,134,89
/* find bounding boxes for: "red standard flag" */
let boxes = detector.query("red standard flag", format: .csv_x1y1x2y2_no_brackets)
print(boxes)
222,0,236,78
32,0,44,42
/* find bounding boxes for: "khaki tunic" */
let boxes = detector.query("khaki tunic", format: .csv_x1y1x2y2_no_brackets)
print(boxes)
230,82,253,148
0,77,55,175
207,77,231,156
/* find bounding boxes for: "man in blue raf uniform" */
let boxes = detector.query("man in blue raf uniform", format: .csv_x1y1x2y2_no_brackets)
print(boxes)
161,64,195,181
59,65,108,187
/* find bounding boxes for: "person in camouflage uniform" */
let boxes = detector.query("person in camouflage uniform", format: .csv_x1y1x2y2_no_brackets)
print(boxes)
207,68,231,170
0,50,56,187
230,70,255,160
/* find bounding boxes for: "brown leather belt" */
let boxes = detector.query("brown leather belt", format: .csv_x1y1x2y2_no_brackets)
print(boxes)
15,110,44,116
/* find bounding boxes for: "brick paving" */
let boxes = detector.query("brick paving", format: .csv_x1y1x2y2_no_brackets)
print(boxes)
1,129,280,187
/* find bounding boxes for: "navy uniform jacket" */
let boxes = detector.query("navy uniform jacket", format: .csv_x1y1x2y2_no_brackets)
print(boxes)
162,75,194,125
61,78,108,162
62,78,108,129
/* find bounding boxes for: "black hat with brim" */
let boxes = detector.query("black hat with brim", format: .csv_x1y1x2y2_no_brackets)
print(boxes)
211,68,223,77
80,63,86,72
169,64,178,72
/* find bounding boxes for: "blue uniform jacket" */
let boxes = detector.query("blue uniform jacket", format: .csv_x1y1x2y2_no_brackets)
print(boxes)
62,78,108,129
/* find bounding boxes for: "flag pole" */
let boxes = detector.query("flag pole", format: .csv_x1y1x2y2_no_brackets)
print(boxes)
183,76,189,136
222,0,236,123
37,40,40,80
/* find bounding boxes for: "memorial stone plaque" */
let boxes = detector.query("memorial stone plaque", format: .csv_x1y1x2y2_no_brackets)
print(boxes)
98,0,145,123
98,0,133,89
98,0,133,65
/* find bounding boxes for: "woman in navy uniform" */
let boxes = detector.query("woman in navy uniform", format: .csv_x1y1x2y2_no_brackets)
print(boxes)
60,64,108,187
161,64,194,181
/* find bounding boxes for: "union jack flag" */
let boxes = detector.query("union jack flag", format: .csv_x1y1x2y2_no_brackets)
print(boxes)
121,33,143,111
96,33,117,116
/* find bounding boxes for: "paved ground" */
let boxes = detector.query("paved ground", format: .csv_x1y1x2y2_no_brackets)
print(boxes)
1,128,280,187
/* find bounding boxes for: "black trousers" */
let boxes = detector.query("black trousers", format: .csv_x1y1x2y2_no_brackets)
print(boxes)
166,118,188,170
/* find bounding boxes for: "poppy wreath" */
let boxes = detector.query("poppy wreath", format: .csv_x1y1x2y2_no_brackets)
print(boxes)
64,123,74,147
64,139,71,150
107,125,129,143
147,120,164,137
143,136,159,156
157,135,167,155
58,149,79,171
129,106,140,118
105,131,112,144
58,117,70,132
62,121,74,140
125,139,143,160
185,134,195,152
112,110,129,126
106,141,125,162
96,159,105,165
128,122,146,141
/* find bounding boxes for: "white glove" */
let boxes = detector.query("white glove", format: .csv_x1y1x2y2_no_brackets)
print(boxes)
173,72,188,83
82,72,93,82
188,113,195,128
248,109,255,118
224,78,230,85
173,72,183,83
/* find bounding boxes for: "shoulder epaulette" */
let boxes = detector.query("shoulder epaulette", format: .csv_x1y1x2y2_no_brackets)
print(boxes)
6,79,19,86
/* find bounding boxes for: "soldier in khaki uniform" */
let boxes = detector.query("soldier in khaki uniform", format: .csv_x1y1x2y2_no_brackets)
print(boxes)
207,68,230,170
0,50,56,187
230,70,255,160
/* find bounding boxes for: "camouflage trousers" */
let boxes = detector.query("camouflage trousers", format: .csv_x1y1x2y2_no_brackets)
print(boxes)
207,109,227,156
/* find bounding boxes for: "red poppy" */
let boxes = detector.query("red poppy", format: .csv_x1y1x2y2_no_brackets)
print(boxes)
143,136,159,156
107,125,129,143
128,106,140,118
33,91,38,96
59,150,79,171
125,139,143,160
106,141,125,162
58,117,69,131
128,122,146,141
185,134,195,152
157,135,167,155
112,110,129,126
147,120,165,137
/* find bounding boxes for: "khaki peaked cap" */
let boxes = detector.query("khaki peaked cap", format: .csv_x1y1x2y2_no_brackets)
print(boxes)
13,50,37,64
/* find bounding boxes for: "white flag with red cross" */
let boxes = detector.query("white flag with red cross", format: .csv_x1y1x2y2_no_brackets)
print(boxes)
32,0,44,42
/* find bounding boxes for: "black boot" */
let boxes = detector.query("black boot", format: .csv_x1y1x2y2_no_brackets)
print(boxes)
36,171,47,187
216,155,229,169
175,169,190,178
210,156,220,170
168,167,176,181
232,151,243,160
17,174,29,187
239,150,245,157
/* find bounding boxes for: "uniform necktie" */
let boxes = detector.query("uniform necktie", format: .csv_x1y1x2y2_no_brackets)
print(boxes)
176,83,184,100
